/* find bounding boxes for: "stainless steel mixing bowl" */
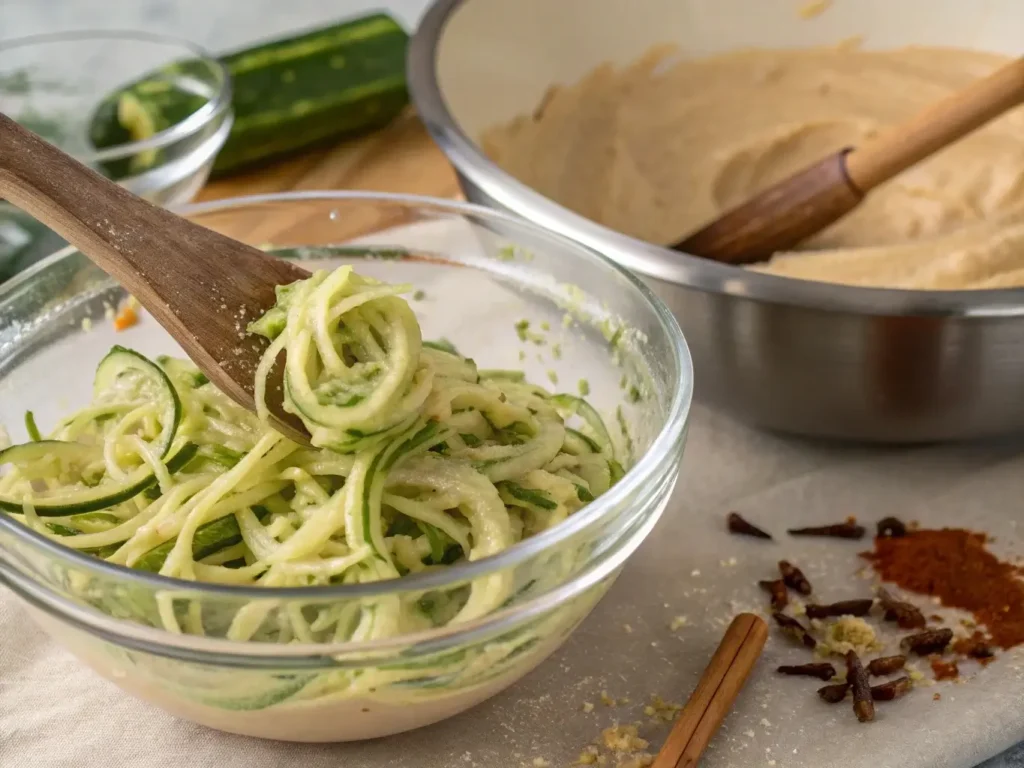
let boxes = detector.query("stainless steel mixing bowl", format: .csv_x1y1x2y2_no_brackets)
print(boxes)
408,0,1024,443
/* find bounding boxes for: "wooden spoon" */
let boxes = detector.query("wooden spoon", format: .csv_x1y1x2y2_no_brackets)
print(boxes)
652,613,768,768
0,112,312,444
674,56,1024,264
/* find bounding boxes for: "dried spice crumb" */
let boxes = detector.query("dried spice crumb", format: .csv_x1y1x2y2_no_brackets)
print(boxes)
645,694,682,722
930,658,959,681
817,616,881,657
601,724,648,753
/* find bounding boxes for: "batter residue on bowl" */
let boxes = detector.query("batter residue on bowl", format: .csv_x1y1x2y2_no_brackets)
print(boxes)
482,45,1024,289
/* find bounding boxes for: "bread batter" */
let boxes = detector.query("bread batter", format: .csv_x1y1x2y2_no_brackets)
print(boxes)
482,45,1024,289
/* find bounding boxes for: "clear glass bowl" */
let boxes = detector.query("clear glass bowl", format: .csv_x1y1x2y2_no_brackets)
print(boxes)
0,193,691,742
0,30,233,282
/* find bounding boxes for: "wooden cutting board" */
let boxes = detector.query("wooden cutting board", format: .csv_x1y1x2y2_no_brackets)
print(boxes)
197,110,461,202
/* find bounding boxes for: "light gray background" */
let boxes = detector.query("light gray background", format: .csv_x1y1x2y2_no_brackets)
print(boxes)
1,1,1022,766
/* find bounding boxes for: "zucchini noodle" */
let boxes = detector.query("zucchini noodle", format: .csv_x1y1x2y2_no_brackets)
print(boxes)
0,266,625,649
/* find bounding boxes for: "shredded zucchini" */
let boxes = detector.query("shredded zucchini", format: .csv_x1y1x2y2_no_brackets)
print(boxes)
0,266,625,649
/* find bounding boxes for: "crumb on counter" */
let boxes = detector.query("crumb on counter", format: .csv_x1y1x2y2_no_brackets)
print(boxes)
601,724,649,753
669,615,688,631
600,690,617,707
582,701,595,714
532,758,551,768
798,0,831,18
113,304,138,332
816,616,882,657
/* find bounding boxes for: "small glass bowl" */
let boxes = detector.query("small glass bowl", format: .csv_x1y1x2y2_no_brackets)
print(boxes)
0,193,692,742
0,30,232,281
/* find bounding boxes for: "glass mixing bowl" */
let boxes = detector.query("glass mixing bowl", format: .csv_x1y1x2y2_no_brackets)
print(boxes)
0,30,233,282
0,193,691,742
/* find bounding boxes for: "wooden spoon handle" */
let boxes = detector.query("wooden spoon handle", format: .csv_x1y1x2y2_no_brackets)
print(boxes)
652,613,768,768
846,56,1024,192
0,111,187,300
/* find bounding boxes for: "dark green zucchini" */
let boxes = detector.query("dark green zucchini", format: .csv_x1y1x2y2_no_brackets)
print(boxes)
88,13,409,178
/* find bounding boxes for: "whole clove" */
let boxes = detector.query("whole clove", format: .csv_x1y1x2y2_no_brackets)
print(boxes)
772,612,817,649
805,599,875,620
778,560,812,595
867,655,906,677
727,512,772,540
846,651,875,723
759,579,789,611
901,628,953,656
877,587,926,630
788,520,866,540
777,662,836,681
817,683,850,703
871,676,912,702
876,516,907,538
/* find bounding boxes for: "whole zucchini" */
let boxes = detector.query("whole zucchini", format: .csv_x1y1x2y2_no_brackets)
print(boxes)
88,13,409,177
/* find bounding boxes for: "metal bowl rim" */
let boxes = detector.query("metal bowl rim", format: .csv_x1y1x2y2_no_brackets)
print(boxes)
408,0,1024,319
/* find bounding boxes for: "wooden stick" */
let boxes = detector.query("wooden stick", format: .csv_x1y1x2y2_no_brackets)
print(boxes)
846,57,1024,192
652,613,768,768
673,56,1024,264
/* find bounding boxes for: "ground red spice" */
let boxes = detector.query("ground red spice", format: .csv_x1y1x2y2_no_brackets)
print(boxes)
865,528,1024,650
930,658,959,681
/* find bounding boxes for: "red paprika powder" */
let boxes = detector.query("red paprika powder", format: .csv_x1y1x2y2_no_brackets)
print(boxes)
865,528,1024,650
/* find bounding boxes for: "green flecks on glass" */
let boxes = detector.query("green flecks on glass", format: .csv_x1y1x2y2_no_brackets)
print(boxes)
547,370,558,385
552,343,562,360
497,245,516,261
616,406,634,464
562,313,573,329
514,319,530,342
518,350,526,362
619,373,628,390
540,321,550,332
577,379,590,397
412,290,426,301
628,386,642,403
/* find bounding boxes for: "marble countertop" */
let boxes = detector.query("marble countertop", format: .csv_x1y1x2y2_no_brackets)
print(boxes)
1,1,1022,766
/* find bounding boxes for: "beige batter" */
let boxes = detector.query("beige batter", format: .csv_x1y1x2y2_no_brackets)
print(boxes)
482,45,1024,289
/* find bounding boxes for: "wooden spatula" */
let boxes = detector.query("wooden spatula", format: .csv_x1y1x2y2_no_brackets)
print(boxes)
0,112,312,444
674,56,1024,265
